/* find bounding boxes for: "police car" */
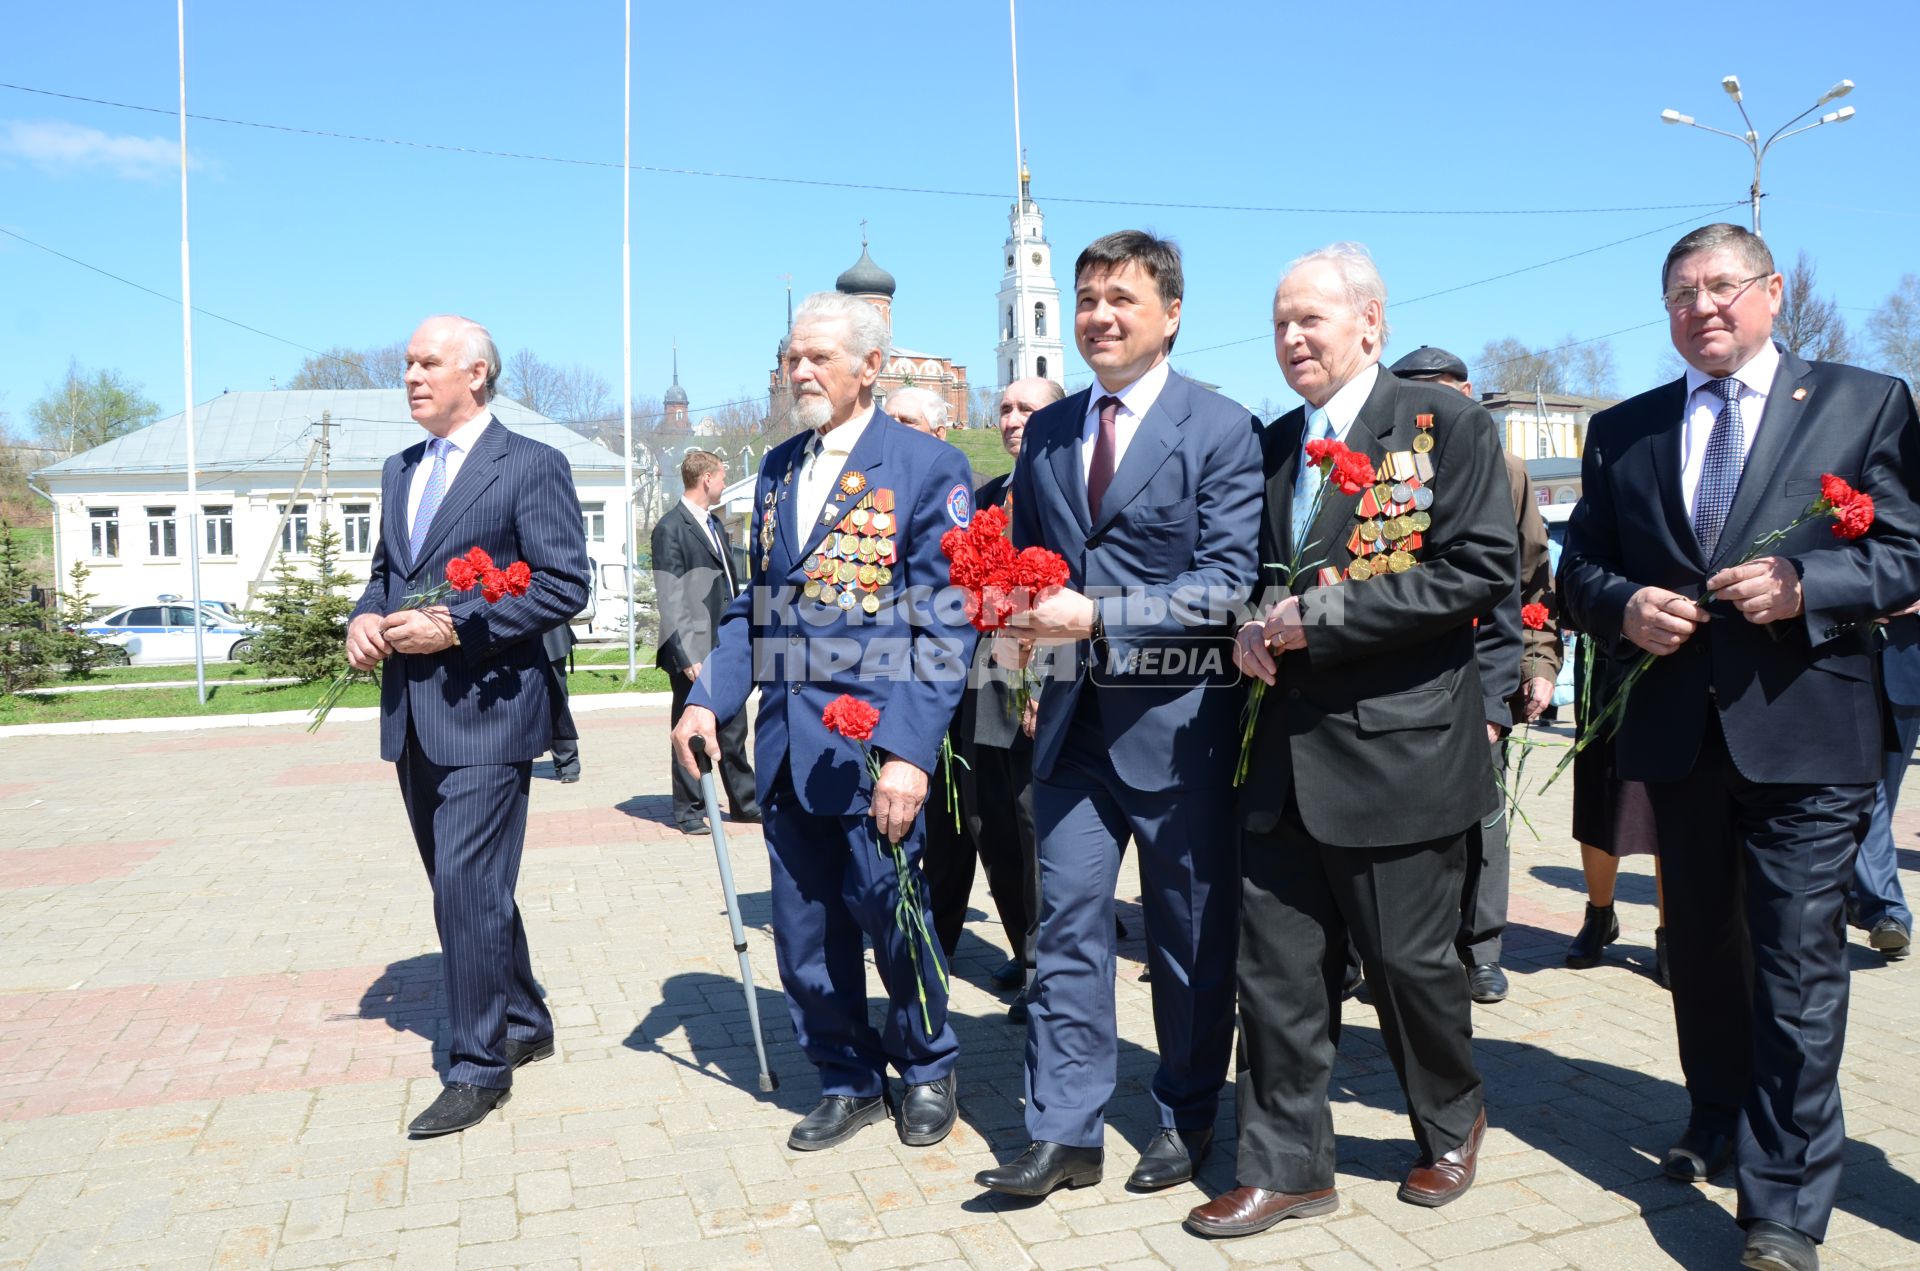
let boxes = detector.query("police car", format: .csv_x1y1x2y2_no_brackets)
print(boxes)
81,601,259,665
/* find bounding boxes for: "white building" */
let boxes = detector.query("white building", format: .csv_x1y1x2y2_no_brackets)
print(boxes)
33,390,631,612
993,165,1066,388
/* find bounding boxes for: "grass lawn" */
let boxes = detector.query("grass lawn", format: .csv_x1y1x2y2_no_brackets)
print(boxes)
54,662,264,686
948,429,1013,481
0,666,669,727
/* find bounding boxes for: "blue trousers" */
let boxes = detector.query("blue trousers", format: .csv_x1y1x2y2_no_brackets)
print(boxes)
764,766,957,1096
1024,698,1238,1147
1852,700,1917,930
397,729,549,1089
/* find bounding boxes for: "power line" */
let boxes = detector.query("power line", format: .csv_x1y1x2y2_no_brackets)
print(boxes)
0,81,1735,219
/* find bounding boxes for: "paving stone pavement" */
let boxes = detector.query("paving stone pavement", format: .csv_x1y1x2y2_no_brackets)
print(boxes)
1,708,1916,1270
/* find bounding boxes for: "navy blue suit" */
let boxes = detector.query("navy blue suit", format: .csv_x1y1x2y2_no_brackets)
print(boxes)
689,412,979,1095
1009,370,1261,1147
352,418,591,1088
1855,614,1919,931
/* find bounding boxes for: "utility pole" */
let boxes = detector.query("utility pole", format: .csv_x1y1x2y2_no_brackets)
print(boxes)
1660,76,1857,237
315,409,332,528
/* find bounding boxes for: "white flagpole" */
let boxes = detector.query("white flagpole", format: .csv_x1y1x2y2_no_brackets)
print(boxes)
622,0,637,684
179,0,207,704
1008,0,1023,199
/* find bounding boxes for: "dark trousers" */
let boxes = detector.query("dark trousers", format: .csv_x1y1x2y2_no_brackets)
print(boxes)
1853,700,1917,930
961,734,1038,969
763,763,958,1094
396,727,550,1089
1459,736,1509,965
1025,695,1239,1146
549,656,580,778
920,739,975,959
669,671,755,822
1236,801,1483,1192
1645,719,1868,1241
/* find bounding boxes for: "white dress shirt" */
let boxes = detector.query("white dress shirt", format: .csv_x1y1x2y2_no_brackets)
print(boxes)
406,409,493,529
796,403,876,535
1314,362,1381,446
681,495,725,559
1680,341,1778,518
1080,358,1172,483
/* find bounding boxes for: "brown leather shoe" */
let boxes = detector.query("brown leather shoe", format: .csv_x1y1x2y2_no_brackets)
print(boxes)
1398,1108,1487,1207
1185,1185,1338,1237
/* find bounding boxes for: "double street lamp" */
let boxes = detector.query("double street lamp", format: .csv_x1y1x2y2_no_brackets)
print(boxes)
1660,76,1857,237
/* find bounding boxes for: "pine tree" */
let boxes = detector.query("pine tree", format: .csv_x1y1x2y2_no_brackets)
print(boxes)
0,520,56,695
244,521,358,682
56,557,113,678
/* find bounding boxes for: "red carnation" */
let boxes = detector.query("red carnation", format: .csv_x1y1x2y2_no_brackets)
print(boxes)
446,558,479,591
502,560,532,597
479,569,508,603
1014,546,1071,592
972,503,1010,541
1304,437,1344,467
1819,474,1856,509
1833,491,1875,540
822,693,880,742
1521,602,1551,631
464,546,495,573
1330,450,1376,496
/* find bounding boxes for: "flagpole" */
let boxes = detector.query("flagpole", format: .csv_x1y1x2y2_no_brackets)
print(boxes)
622,0,637,683
178,0,207,704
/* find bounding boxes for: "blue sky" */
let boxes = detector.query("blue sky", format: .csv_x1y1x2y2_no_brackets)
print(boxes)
3,0,1916,430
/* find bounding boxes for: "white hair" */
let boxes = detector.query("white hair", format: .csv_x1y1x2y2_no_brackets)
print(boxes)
1279,242,1392,348
886,385,949,431
792,291,891,364
423,313,501,400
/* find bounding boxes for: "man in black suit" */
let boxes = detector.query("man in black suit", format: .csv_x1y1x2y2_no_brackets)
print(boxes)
543,622,580,782
1560,223,1920,1271
653,450,757,833
961,376,1063,1017
1188,244,1514,1238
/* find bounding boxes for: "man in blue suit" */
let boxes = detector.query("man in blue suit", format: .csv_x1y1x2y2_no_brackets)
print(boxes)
672,291,978,1153
347,315,590,1137
975,231,1262,1197
1854,610,1918,959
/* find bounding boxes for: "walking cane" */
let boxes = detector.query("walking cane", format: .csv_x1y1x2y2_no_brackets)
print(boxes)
691,735,778,1092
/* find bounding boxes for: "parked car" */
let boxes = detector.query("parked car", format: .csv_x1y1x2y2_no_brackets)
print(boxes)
81,604,259,665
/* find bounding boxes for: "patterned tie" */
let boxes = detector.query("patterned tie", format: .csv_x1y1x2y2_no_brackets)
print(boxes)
1087,395,1121,521
1291,407,1335,548
409,437,451,563
1693,378,1745,553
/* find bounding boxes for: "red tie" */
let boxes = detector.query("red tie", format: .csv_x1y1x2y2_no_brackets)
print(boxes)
1088,395,1121,521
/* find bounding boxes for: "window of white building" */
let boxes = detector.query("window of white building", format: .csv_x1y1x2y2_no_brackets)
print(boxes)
146,506,178,558
581,502,606,544
88,507,120,558
342,502,373,554
279,503,310,555
204,505,234,556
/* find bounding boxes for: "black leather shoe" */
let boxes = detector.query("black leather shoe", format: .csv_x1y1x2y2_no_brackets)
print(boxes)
554,768,581,783
408,1083,510,1137
1655,926,1672,988
733,805,763,824
1469,963,1509,1003
788,1094,888,1151
1565,903,1619,968
990,958,1025,990
1662,1126,1735,1181
976,1141,1104,1197
1870,918,1911,960
1741,1220,1819,1271
898,1074,957,1146
504,1036,554,1069
1006,992,1029,1024
675,819,708,836
1127,1127,1212,1190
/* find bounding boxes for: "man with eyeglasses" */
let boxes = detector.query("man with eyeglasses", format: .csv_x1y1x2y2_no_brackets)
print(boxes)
1560,223,1920,1271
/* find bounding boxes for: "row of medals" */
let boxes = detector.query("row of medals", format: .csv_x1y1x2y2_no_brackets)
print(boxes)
757,467,900,616
1334,414,1436,584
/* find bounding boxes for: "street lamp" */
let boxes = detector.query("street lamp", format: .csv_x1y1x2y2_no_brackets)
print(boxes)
1660,76,1857,236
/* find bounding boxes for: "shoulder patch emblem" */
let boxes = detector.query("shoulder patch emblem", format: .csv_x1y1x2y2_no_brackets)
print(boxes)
945,482,972,528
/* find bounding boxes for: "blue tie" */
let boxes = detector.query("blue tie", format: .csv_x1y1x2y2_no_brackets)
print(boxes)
410,437,450,563
1693,378,1744,554
1292,407,1335,548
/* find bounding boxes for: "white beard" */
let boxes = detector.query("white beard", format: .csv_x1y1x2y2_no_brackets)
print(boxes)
793,393,832,431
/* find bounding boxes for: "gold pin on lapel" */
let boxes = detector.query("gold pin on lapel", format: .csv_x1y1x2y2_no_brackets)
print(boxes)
1792,387,1809,401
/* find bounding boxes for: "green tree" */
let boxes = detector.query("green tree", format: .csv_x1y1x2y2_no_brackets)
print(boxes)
244,521,357,682
55,558,112,678
0,520,57,695
29,359,159,453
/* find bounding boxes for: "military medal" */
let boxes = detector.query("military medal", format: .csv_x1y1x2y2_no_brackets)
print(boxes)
837,591,856,611
1413,452,1435,484
871,511,893,533
861,593,880,614
1389,550,1414,573
1410,510,1432,532
1412,487,1434,511
850,507,871,529
1413,412,1435,454
839,471,867,497
1348,557,1374,581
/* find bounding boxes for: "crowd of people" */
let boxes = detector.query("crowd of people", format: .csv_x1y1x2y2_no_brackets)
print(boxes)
346,218,1918,1271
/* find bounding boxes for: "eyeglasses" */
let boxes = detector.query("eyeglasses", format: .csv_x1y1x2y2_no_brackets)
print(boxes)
1662,273,1770,312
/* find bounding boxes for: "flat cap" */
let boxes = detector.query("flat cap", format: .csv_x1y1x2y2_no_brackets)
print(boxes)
1387,345,1470,383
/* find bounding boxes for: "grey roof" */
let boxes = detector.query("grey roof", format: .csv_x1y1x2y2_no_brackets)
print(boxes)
34,390,626,480
835,244,896,297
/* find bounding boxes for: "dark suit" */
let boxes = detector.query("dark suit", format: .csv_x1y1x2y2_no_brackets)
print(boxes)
1009,369,1262,1148
542,623,579,779
688,413,979,1095
1855,615,1919,932
1235,369,1512,1192
351,418,591,1089
1560,345,1920,1239
652,500,755,822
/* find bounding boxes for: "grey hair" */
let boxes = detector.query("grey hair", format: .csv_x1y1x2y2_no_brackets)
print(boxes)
424,314,501,400
792,291,891,364
886,385,949,431
1662,222,1775,290
1279,242,1392,348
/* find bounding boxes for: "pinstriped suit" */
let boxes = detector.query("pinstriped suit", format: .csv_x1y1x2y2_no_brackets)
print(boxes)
352,416,591,1088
